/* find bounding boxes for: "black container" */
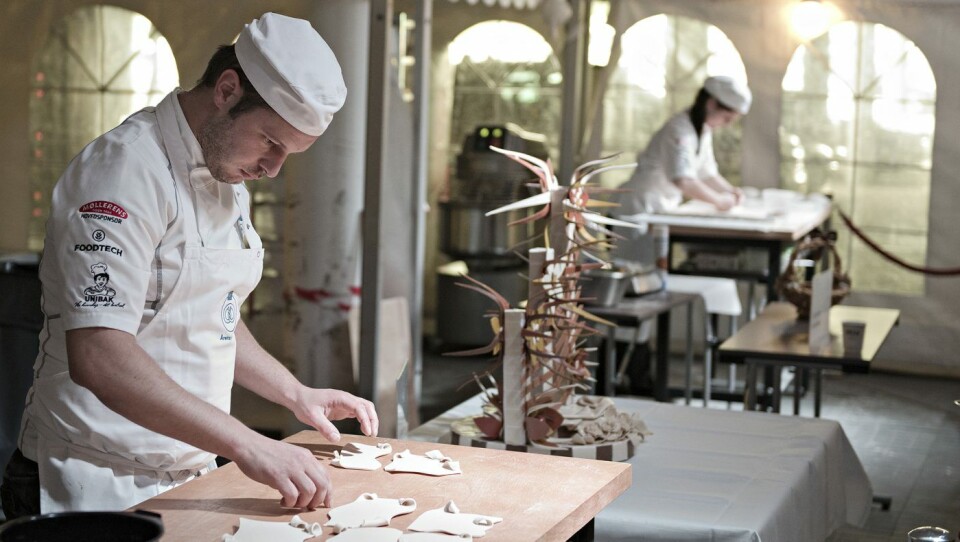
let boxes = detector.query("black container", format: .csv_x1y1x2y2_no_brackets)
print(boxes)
0,510,163,542
0,253,42,488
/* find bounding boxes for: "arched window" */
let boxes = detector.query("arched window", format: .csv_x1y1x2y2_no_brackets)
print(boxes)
29,5,179,250
781,21,934,295
603,14,747,188
447,21,562,161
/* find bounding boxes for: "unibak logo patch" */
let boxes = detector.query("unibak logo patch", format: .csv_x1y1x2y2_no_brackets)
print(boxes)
75,262,126,308
79,201,128,224
220,291,238,340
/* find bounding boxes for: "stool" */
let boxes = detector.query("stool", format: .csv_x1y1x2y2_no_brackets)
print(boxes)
666,275,742,407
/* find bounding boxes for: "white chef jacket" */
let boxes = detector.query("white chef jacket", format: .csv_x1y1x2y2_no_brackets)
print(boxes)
19,91,253,466
616,111,720,215
611,111,720,265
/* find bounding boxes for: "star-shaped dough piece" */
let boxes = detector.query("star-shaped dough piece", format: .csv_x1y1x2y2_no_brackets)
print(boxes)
384,450,462,477
332,442,392,471
324,493,417,534
408,501,501,538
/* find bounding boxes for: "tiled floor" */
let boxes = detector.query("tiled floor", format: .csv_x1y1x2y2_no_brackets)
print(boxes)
419,346,960,542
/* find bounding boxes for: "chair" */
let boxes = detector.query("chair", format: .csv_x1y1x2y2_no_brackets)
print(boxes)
666,275,742,406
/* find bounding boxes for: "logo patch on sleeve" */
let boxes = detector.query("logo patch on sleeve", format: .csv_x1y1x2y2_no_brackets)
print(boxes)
79,201,128,224
75,262,126,308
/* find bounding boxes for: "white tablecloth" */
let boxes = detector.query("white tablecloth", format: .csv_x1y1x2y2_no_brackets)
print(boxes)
410,396,872,542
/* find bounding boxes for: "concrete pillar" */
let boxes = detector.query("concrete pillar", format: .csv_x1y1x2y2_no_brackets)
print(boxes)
290,0,370,392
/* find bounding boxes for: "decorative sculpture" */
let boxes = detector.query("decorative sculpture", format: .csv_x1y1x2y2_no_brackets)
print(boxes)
447,148,651,458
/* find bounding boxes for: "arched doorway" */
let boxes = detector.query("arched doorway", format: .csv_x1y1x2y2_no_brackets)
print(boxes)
781,21,935,295
28,5,179,250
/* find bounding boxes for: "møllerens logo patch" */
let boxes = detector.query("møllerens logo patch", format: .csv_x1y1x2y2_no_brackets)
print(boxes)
79,200,128,224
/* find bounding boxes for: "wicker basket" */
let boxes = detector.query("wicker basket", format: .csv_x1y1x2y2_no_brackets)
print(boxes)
775,236,851,320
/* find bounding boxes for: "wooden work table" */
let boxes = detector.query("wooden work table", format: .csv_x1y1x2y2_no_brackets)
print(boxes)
134,432,631,541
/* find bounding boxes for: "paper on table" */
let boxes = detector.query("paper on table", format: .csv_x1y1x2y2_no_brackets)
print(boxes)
660,200,773,221
809,269,833,354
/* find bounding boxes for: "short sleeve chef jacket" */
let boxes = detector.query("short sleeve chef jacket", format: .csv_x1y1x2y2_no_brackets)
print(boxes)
615,111,720,214
20,91,251,456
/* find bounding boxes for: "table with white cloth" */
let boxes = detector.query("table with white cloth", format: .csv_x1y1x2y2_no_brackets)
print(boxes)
410,394,873,542
624,193,833,305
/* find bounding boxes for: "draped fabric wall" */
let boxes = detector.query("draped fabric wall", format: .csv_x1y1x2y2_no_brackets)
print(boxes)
1,1,960,377
420,0,960,377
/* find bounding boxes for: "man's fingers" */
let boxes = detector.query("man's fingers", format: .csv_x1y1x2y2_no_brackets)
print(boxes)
322,486,333,508
349,397,378,436
307,471,329,510
313,415,341,442
278,480,298,508
355,404,372,436
292,475,317,509
364,400,379,436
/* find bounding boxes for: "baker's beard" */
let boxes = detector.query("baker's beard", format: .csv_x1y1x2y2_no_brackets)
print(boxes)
197,113,239,184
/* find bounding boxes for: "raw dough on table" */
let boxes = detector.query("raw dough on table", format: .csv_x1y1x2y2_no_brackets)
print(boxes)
332,442,393,471
408,501,501,538
325,493,417,534
222,516,319,542
401,532,473,541
328,527,403,541
384,449,462,476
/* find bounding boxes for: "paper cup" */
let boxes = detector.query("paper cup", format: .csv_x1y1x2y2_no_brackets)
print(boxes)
842,320,866,357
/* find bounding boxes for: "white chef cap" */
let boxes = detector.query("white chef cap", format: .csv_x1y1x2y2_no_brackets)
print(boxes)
703,75,752,115
235,12,347,136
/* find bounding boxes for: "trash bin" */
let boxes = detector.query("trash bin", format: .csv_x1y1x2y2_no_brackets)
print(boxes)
0,252,42,519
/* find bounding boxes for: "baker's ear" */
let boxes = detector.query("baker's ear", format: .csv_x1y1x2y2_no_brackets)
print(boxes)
213,69,243,111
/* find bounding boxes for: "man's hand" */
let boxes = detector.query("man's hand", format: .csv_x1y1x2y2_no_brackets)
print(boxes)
292,388,379,442
234,435,332,509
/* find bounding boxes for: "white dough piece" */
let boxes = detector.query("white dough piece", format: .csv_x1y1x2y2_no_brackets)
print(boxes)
324,493,417,534
221,517,317,542
400,533,473,541
332,442,393,471
289,515,322,536
384,449,462,476
329,527,403,541
408,501,502,538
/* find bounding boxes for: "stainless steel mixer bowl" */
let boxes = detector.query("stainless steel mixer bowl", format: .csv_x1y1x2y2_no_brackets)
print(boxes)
579,268,630,307
439,200,529,261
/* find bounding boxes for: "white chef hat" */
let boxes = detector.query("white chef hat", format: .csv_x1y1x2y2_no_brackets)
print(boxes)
235,12,347,136
703,75,752,115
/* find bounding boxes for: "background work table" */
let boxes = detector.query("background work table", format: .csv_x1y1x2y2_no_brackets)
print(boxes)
412,395,873,542
720,302,901,415
134,432,630,541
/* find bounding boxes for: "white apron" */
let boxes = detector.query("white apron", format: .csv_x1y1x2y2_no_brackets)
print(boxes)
33,94,264,512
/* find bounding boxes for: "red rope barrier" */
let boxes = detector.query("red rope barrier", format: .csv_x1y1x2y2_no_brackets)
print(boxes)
836,208,960,276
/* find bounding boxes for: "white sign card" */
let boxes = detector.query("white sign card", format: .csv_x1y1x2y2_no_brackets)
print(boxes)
808,269,833,354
